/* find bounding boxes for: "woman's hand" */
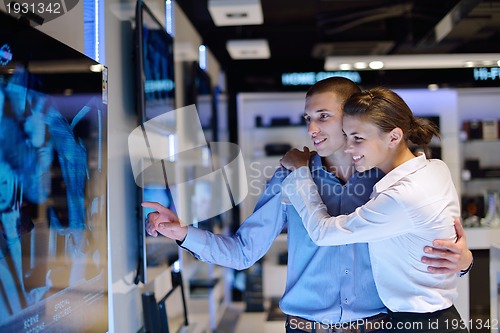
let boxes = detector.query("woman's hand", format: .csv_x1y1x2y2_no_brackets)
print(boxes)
280,147,314,170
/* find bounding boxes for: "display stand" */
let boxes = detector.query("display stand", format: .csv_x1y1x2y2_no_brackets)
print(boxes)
142,269,189,333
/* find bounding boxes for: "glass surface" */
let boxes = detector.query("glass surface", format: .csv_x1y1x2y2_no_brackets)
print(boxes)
0,11,108,332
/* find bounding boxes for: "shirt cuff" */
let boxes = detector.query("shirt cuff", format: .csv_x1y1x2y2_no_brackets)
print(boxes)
459,257,474,277
178,226,207,255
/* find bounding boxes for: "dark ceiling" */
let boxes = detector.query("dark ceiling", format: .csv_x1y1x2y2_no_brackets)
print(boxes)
176,0,500,76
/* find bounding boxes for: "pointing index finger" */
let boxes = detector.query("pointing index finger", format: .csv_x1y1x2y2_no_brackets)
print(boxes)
141,201,166,212
142,201,179,221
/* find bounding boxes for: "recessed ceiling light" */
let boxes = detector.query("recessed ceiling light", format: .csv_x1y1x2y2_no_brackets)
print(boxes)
464,61,475,67
339,63,352,70
354,62,368,69
427,84,439,91
369,61,384,70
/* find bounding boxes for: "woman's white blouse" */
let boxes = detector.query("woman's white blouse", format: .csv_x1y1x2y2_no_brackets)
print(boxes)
282,154,461,312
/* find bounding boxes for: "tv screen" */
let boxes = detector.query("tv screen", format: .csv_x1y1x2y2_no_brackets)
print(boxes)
134,0,178,284
0,11,108,332
135,0,176,122
184,61,217,141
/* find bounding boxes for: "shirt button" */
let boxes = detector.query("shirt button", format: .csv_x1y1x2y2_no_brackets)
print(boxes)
345,269,349,274
344,298,348,304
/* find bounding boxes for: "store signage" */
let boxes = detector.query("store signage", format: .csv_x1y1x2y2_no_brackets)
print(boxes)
473,67,500,81
282,71,362,86
145,78,175,94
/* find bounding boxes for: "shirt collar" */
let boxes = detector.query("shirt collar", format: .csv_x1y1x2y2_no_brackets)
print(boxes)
310,153,383,180
372,153,428,195
310,153,326,172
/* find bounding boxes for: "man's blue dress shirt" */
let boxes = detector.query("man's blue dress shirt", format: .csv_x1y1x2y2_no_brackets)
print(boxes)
181,154,386,323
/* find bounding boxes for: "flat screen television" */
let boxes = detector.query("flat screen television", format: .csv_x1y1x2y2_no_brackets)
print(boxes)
134,0,179,284
184,61,217,141
135,0,175,122
0,10,108,332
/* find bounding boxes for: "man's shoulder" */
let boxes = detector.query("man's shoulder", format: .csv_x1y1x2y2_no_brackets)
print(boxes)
353,168,384,182
268,167,291,183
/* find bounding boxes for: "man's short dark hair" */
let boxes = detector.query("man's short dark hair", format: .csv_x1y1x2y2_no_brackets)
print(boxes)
306,77,361,104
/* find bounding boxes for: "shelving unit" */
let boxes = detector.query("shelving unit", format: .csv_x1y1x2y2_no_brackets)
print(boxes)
490,243,500,333
237,92,311,222
185,262,227,332
236,93,310,312
456,88,500,332
235,88,500,331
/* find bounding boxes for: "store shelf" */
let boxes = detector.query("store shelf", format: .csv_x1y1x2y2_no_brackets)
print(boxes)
465,227,500,250
187,265,227,331
462,139,500,143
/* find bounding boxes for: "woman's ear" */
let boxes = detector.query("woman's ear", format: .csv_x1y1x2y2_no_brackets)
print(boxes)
388,127,404,147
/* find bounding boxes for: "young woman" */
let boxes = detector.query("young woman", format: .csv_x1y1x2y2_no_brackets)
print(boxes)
280,87,468,333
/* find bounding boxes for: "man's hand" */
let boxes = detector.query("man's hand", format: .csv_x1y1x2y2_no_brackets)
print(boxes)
280,147,314,170
142,202,188,242
422,218,473,274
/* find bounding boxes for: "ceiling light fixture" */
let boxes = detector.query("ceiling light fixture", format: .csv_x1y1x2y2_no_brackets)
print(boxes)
226,39,270,59
208,0,263,26
325,54,500,71
427,84,439,91
368,61,384,70
339,63,352,70
354,62,368,69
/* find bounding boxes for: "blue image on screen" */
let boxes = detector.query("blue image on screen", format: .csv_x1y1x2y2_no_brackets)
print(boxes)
0,11,108,332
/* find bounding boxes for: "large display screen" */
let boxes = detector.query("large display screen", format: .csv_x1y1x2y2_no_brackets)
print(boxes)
136,0,175,122
134,0,178,284
0,11,108,332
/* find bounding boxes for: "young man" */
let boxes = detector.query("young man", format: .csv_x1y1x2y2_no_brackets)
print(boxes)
144,77,473,333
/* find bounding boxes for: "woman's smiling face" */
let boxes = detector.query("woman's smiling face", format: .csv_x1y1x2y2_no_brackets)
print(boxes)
342,115,392,173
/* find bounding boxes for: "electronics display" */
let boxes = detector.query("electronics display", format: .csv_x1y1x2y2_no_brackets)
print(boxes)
135,0,175,122
141,268,188,333
184,61,217,141
134,0,178,284
182,61,226,234
0,10,108,332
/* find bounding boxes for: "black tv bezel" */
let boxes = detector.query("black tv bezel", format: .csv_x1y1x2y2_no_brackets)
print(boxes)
133,0,178,285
